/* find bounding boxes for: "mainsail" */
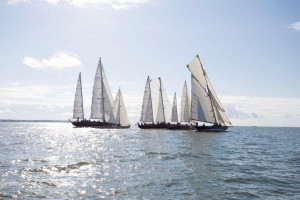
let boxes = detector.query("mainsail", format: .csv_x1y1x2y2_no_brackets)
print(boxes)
90,58,114,121
180,81,190,122
73,72,84,119
187,55,231,125
140,76,154,123
171,92,178,122
109,89,130,126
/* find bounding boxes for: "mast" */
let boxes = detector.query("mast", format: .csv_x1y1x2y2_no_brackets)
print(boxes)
118,89,121,124
148,77,154,123
206,74,217,124
99,57,105,122
159,77,166,122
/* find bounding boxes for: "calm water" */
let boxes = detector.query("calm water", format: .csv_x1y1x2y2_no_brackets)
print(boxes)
0,122,299,199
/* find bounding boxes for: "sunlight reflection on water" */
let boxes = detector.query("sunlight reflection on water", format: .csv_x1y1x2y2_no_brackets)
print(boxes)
0,123,299,199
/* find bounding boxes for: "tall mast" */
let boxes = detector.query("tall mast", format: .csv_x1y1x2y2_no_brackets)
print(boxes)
118,89,121,124
100,57,105,122
80,72,84,119
148,76,154,123
159,77,166,122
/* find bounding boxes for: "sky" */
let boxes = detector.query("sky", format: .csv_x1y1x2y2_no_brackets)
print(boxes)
0,0,299,127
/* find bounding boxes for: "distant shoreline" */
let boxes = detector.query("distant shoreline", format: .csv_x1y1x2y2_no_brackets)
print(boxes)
0,119,67,123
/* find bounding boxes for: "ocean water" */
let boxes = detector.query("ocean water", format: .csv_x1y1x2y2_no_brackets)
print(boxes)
0,122,299,199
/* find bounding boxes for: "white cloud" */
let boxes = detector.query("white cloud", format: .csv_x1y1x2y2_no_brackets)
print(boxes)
7,0,30,5
7,0,151,10
23,51,82,70
289,21,300,31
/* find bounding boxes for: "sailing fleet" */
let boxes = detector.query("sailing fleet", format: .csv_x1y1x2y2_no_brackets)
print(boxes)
72,55,231,131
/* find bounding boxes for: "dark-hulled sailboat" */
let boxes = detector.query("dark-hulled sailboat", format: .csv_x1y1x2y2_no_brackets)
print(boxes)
187,55,232,132
138,76,171,129
72,58,130,128
167,82,193,130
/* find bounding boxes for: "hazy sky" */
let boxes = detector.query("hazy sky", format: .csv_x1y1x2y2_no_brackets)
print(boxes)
0,0,299,126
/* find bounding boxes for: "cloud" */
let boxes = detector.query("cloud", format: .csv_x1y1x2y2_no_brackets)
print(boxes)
7,0,151,10
7,0,30,5
23,51,82,70
289,21,300,31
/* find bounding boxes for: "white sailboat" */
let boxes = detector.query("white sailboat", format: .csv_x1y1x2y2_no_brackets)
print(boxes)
109,89,130,128
138,76,171,129
167,83,193,130
187,55,232,131
72,58,130,128
73,72,84,121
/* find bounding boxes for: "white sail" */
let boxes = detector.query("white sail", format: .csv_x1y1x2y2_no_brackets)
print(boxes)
90,58,114,121
160,78,172,123
73,72,84,119
149,78,171,123
109,89,130,126
150,78,163,123
180,81,190,122
187,55,206,90
171,92,178,122
191,75,216,123
140,76,154,122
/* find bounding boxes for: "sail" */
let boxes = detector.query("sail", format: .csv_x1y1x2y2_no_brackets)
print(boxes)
109,89,130,126
140,76,154,122
187,55,206,90
191,75,216,123
160,78,172,123
150,78,164,123
90,59,114,121
73,72,84,119
180,81,190,122
205,74,224,112
171,93,178,122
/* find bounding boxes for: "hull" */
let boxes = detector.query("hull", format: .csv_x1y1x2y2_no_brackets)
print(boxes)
72,121,130,129
137,123,167,129
167,123,194,130
195,125,228,132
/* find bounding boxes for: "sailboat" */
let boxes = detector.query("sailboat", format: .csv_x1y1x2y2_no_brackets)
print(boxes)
72,58,130,128
108,89,131,128
187,55,232,132
167,82,193,130
138,76,171,129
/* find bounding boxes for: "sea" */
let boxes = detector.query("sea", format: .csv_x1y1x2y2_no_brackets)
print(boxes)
0,122,299,199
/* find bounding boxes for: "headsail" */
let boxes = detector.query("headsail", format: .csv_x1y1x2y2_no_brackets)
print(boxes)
140,76,154,123
109,89,130,126
90,58,114,121
180,81,190,122
73,72,84,119
171,92,178,122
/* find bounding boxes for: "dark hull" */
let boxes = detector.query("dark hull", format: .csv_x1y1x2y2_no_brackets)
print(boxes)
137,123,167,129
72,121,130,129
167,124,194,130
195,125,228,132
